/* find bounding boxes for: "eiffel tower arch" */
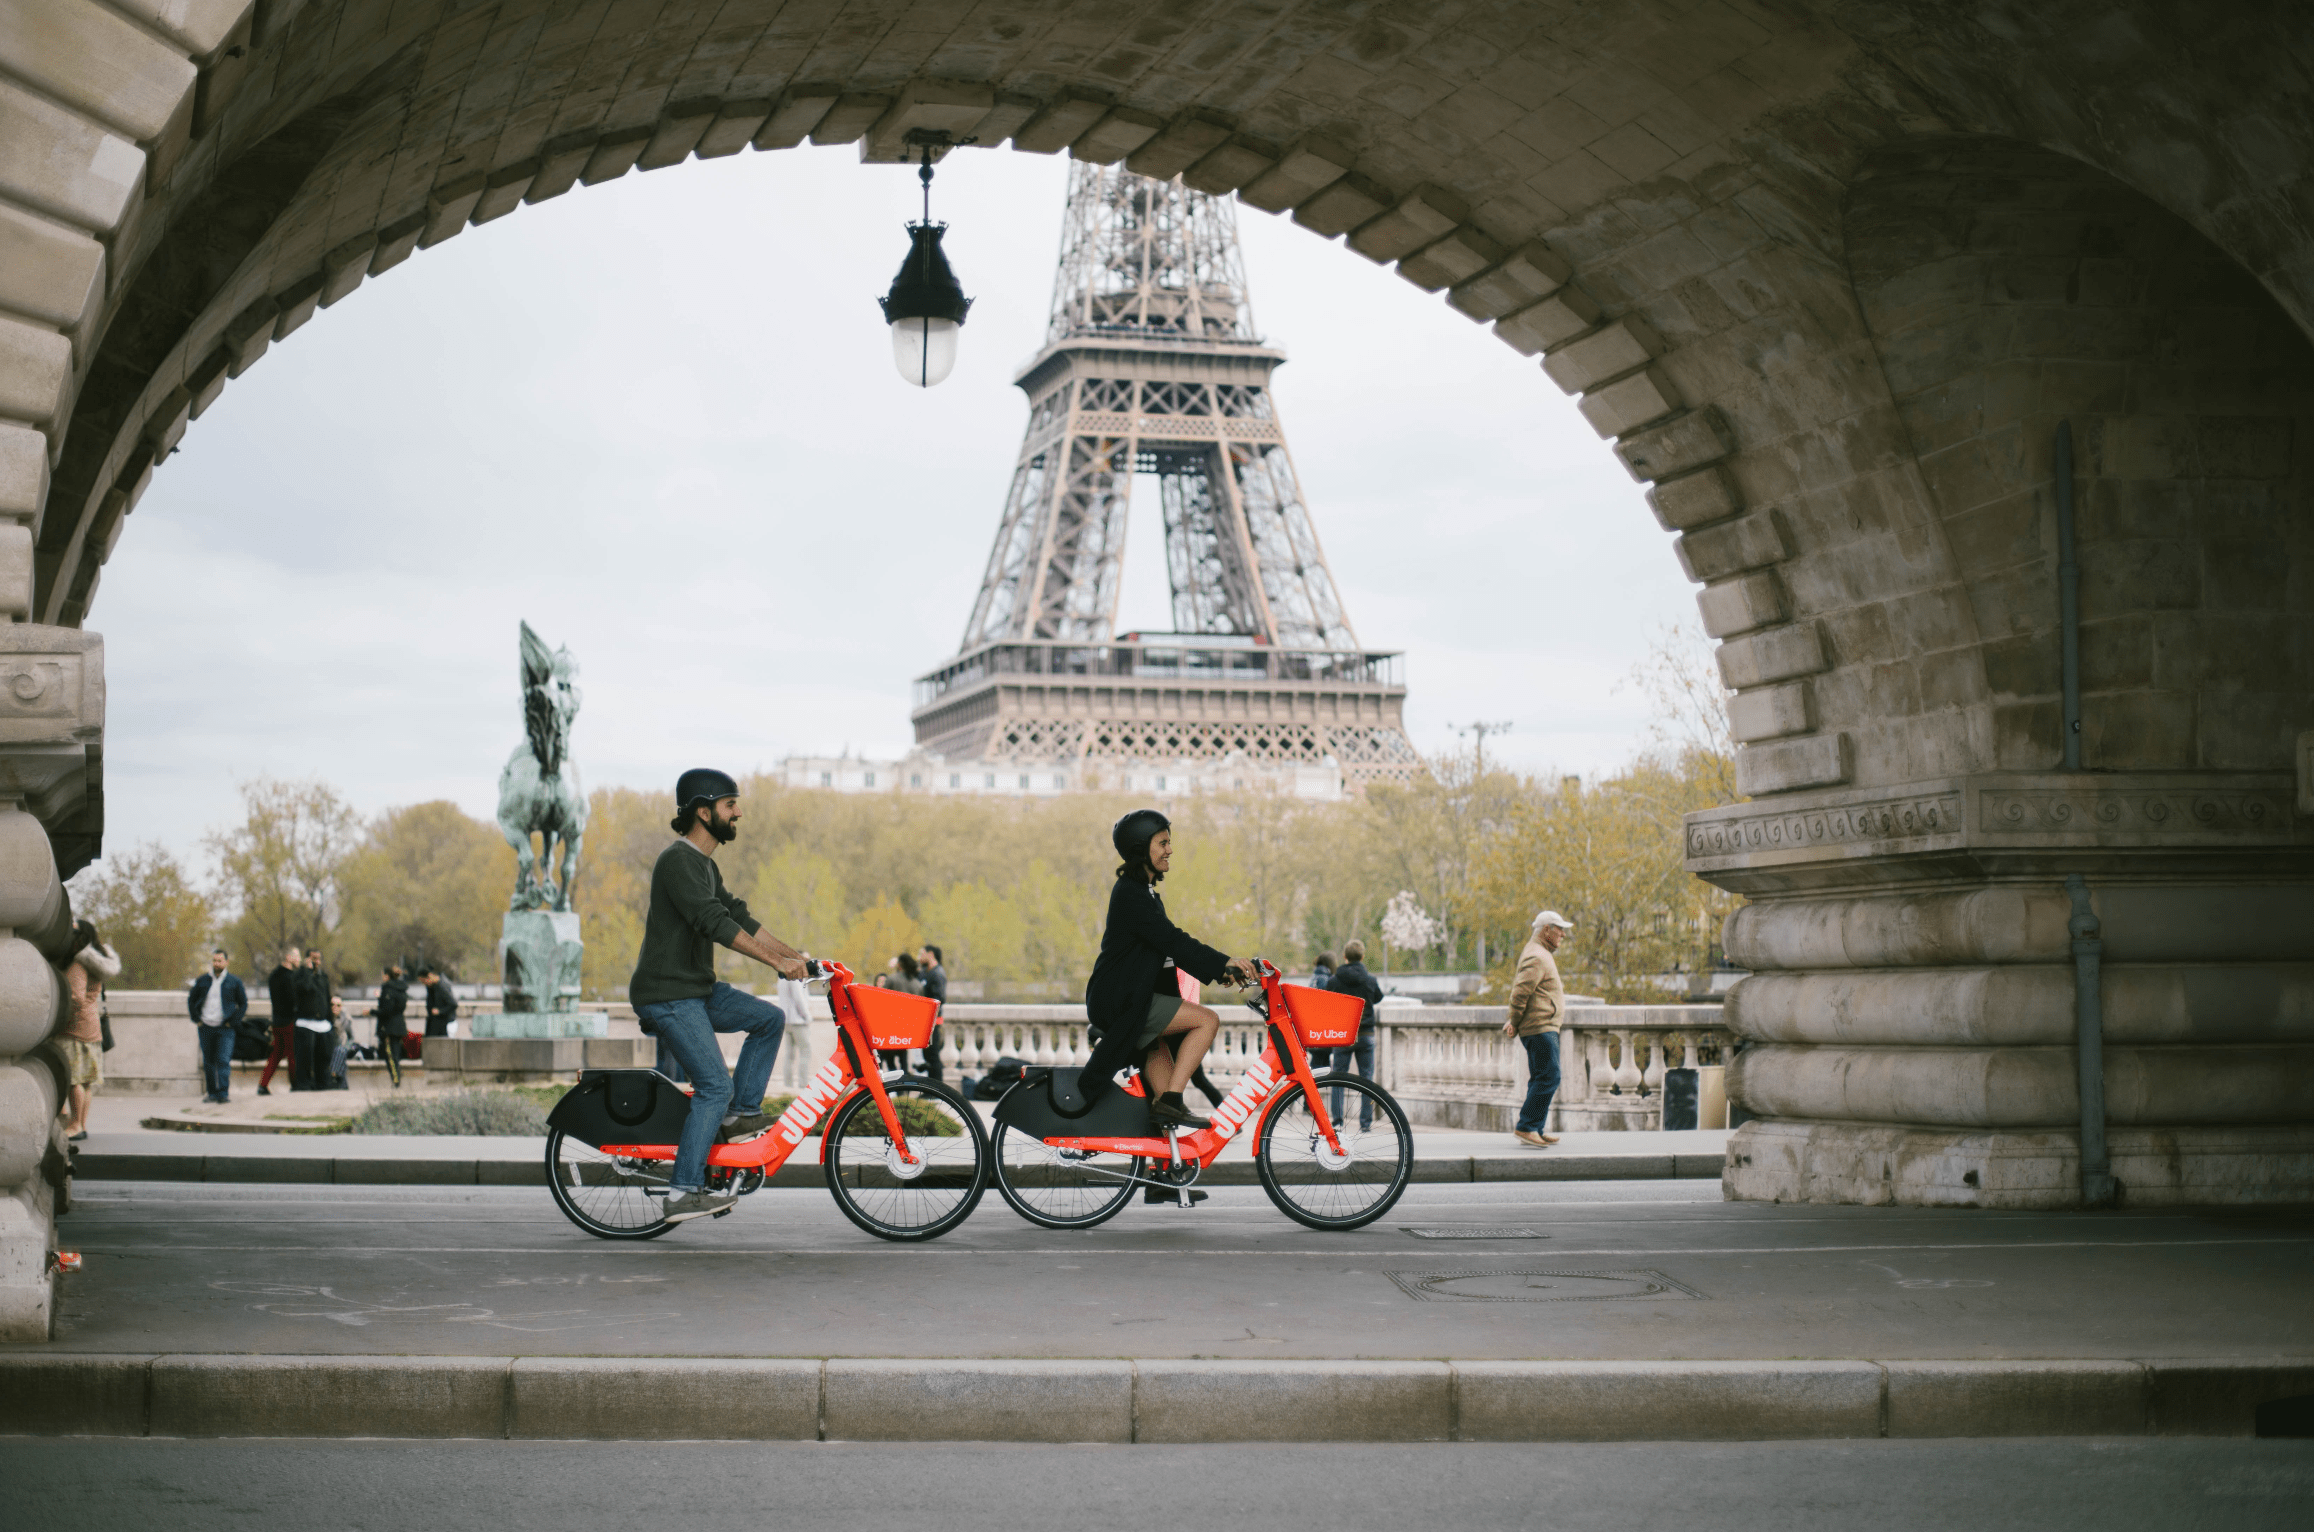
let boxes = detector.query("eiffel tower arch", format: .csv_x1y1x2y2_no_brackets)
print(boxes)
912,163,1420,796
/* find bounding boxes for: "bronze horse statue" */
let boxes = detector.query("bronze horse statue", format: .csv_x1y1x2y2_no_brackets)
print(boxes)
498,622,587,912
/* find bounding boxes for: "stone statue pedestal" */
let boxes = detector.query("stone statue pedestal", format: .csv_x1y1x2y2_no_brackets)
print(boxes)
472,909,607,1040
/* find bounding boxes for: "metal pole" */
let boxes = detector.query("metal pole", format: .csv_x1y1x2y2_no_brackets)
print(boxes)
2055,421,2082,770
2066,873,2117,1207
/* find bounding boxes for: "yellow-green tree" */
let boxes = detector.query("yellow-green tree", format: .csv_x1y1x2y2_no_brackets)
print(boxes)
67,842,216,988
206,778,358,970
573,785,669,999
334,801,515,982
839,897,922,978
916,880,1028,986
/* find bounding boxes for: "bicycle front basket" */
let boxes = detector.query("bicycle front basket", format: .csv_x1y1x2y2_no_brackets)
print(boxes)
849,984,938,1049
1281,983,1364,1047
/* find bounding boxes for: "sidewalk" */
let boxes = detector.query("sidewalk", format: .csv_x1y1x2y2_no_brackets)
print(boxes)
77,1093,1730,1186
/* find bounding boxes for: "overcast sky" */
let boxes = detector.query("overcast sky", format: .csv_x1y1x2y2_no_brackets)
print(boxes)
96,143,1696,867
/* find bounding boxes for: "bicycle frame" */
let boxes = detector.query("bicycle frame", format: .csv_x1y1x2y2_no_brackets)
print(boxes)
594,960,931,1177
1040,959,1347,1182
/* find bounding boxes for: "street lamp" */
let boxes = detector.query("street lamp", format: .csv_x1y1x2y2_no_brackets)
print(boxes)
879,136,974,387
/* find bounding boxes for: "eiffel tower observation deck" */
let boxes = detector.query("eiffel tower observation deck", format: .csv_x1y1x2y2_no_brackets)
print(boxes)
910,163,1419,796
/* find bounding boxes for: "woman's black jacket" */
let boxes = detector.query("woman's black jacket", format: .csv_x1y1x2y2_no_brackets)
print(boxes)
1079,874,1232,1103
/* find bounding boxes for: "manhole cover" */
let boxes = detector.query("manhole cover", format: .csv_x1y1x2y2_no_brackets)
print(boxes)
1384,1268,1705,1303
1400,1227,1547,1240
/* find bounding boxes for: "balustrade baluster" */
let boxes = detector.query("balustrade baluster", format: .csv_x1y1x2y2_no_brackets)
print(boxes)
1641,1033,1667,1097
1611,1031,1644,1096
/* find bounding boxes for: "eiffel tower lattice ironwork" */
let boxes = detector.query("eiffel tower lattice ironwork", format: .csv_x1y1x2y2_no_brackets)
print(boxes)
911,162,1419,795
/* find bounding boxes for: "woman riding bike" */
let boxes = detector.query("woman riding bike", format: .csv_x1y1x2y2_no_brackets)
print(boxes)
1082,809,1253,1132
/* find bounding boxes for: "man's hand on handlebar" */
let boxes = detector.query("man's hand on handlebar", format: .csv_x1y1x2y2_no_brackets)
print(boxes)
773,955,809,982
1222,958,1256,986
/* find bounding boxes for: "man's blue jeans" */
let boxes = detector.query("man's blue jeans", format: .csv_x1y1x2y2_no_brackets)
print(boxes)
197,1023,236,1100
635,984,785,1192
1323,1030,1376,1130
1517,1031,1561,1134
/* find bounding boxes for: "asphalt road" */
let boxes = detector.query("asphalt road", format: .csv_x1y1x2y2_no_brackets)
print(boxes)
8,1437,2311,1531
25,1178,2314,1360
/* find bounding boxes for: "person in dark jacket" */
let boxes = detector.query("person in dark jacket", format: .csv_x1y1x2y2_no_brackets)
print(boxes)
187,948,248,1104
422,968,458,1037
1312,951,1337,990
1323,939,1385,1131
1080,809,1250,1129
916,944,947,1082
291,948,335,1092
258,947,302,1096
374,966,409,1086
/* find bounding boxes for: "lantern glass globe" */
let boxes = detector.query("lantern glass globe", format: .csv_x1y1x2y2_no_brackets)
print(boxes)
891,315,960,388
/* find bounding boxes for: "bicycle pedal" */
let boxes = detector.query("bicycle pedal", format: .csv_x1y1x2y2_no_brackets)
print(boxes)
710,1206,733,1218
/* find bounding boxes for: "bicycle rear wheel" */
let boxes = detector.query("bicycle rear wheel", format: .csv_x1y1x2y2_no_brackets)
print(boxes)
992,1123,1141,1229
822,1079,989,1241
545,1129,675,1240
1253,1074,1413,1231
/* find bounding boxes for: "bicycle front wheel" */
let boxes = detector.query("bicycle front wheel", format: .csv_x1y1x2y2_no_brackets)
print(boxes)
992,1123,1141,1229
1254,1073,1413,1231
822,1079,989,1241
545,1129,675,1240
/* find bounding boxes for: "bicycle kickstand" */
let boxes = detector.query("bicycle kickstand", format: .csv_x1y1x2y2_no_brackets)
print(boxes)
1166,1126,1190,1207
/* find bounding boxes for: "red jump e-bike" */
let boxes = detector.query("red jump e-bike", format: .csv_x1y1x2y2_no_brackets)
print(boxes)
543,960,989,1242
988,958,1413,1231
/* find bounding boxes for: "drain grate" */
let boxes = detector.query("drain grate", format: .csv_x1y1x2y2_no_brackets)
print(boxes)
1399,1227,1547,1240
1384,1267,1706,1303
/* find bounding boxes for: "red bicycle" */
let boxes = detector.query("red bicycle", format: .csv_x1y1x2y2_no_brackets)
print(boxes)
544,960,988,1241
989,958,1413,1231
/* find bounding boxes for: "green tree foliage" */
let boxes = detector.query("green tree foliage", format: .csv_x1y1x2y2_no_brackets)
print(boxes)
205,778,359,972
335,801,516,981
67,842,216,988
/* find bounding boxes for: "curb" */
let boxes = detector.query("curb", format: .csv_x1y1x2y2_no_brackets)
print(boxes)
68,1151,1728,1187
3,1354,2308,1441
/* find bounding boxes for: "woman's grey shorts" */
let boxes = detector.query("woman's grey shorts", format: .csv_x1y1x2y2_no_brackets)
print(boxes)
1135,993,1183,1050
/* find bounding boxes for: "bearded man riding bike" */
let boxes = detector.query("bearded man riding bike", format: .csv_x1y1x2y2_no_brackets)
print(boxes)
630,768,811,1223
1080,809,1253,1133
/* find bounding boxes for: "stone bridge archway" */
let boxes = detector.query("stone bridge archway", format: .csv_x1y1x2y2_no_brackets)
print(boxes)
0,0,2309,1335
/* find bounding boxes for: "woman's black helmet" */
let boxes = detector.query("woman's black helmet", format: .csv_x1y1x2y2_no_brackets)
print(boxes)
675,767,740,808
1112,808,1171,869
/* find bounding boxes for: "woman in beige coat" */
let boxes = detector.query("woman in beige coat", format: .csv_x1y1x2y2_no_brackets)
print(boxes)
58,919,120,1141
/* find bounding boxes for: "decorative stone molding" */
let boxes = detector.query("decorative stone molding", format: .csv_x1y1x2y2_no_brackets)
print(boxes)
1687,771,2312,891
1979,787,2295,837
1689,784,1958,862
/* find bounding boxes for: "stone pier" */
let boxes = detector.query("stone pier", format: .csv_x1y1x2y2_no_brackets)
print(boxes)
0,630,103,1341
1691,773,2314,1207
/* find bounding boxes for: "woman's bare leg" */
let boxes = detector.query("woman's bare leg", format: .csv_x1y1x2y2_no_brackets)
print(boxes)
65,1084,89,1133
1144,1004,1219,1096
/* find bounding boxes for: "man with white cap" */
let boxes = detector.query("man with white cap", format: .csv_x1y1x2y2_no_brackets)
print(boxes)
1503,910,1574,1148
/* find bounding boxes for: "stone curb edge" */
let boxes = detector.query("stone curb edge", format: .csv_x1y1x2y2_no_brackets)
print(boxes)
4,1355,2308,1441
69,1152,1727,1187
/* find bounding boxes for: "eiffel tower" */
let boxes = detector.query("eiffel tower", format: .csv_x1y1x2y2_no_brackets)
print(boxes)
909,163,1419,796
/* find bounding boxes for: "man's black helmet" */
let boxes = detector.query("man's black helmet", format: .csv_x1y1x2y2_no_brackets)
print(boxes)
675,767,740,809
1112,808,1171,867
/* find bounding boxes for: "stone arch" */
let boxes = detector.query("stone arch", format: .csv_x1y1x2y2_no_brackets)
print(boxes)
0,4,2310,1337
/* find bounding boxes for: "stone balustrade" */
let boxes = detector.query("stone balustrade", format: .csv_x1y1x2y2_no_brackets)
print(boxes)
926,1001,1734,1136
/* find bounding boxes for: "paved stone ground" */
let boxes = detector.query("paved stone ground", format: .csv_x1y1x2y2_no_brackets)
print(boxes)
21,1179,2312,1362
7,1437,2312,1531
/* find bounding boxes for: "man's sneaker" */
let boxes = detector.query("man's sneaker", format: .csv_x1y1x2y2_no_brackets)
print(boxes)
716,1111,778,1144
662,1190,738,1223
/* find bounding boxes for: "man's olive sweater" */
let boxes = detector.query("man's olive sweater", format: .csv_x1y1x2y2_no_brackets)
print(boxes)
628,839,761,1008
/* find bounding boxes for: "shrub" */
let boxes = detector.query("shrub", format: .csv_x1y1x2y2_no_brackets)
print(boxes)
351,1089,549,1137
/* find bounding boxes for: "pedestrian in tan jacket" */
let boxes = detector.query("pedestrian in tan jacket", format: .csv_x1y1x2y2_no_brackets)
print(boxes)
1502,911,1573,1147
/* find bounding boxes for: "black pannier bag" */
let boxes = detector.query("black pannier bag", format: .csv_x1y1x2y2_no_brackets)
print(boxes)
992,1066,1155,1140
546,1070,695,1149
